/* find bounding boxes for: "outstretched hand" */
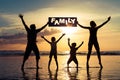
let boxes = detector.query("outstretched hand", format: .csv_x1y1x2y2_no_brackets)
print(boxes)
19,14,23,18
76,21,78,24
68,38,70,41
108,16,111,21
82,41,84,44
62,33,65,36
41,36,44,38
47,21,50,25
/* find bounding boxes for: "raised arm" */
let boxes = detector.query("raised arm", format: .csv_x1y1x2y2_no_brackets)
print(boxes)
56,33,65,43
36,22,49,32
97,16,111,29
77,21,90,29
41,36,51,44
76,41,84,49
19,14,29,31
68,38,71,48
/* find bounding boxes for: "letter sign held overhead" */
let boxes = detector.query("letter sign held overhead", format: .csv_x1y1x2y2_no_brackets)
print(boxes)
49,17,77,27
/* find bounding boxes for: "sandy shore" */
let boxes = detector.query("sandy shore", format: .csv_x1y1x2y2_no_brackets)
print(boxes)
0,55,120,80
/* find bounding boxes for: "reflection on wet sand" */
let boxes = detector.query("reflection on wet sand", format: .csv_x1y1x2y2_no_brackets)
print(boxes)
48,68,58,80
87,67,103,80
67,67,78,80
22,68,40,80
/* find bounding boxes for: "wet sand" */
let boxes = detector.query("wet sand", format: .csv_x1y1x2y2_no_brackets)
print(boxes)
0,55,120,80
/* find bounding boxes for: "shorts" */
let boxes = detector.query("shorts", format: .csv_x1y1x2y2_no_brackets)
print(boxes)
24,43,40,60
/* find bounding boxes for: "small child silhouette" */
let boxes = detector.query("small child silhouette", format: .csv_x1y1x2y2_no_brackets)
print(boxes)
41,33,65,69
67,38,84,68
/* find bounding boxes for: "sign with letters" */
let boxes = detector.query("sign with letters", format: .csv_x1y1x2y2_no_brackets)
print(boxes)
49,17,77,27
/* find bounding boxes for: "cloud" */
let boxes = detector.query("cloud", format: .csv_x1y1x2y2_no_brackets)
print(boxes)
0,32,26,45
0,15,13,27
0,28,61,45
39,28,61,36
0,14,20,28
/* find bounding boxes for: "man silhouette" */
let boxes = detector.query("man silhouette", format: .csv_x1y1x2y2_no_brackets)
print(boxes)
19,14,48,70
77,16,111,68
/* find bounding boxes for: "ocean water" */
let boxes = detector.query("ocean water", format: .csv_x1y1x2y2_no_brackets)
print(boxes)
0,55,120,80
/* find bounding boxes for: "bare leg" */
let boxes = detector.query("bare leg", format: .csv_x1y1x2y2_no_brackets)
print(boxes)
87,43,92,68
67,57,72,68
48,57,52,69
21,45,31,70
21,58,27,70
36,59,39,69
67,62,70,68
33,44,40,69
55,58,58,69
94,42,103,68
97,51,103,68
73,57,78,68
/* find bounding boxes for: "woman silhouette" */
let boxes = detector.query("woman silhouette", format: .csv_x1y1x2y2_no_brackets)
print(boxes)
77,16,111,68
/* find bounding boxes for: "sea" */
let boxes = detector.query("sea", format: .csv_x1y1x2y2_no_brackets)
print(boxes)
0,50,120,80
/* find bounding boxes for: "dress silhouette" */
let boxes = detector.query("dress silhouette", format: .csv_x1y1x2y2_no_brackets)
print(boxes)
41,33,65,69
19,14,48,70
77,16,111,68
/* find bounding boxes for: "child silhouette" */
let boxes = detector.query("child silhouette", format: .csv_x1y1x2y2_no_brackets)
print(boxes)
67,38,84,68
77,16,111,68
41,33,65,69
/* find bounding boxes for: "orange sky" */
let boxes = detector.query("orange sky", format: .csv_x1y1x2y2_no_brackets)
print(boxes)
0,0,120,52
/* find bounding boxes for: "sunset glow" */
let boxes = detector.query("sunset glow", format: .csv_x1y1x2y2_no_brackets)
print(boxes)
59,27,78,34
0,0,120,52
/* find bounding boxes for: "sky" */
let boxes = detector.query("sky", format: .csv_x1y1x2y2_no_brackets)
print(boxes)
0,0,120,52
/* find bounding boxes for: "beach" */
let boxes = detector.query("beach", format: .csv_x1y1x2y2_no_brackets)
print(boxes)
0,55,120,80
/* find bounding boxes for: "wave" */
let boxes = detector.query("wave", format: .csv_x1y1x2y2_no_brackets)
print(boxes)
0,50,120,56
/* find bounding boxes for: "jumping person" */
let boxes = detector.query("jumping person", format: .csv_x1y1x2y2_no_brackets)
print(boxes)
67,38,84,68
77,16,111,68
19,14,48,70
41,33,65,69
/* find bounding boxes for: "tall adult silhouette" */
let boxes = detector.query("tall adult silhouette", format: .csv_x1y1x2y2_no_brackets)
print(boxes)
77,16,111,68
19,14,48,70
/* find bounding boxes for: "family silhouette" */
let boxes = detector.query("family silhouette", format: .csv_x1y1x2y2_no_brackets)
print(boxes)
19,14,111,70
